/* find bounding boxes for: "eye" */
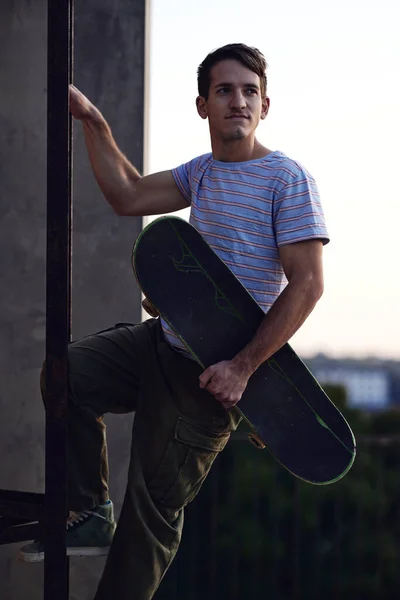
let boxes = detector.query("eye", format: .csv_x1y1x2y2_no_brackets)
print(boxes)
246,88,258,95
217,87,230,94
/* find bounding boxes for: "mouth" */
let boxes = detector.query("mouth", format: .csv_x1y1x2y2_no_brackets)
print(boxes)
226,114,249,120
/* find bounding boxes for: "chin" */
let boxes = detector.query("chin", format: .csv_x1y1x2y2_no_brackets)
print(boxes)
224,126,247,141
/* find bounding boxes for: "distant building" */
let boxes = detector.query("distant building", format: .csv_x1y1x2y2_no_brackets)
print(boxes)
313,365,390,410
303,354,400,410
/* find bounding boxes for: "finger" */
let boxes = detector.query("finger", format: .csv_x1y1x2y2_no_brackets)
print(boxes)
199,367,215,389
216,392,241,407
221,399,238,410
69,85,80,99
220,399,233,409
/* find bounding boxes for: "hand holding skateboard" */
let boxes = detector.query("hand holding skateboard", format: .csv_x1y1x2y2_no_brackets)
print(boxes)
132,216,356,485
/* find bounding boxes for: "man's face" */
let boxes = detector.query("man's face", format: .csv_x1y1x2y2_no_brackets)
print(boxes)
196,59,270,142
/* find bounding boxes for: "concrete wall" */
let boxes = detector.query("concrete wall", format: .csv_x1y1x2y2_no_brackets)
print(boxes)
0,1,145,598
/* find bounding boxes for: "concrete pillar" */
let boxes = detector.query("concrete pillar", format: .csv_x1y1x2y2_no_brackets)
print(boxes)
0,1,146,597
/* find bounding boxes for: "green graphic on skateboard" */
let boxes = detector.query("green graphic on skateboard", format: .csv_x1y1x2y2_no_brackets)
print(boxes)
132,216,356,485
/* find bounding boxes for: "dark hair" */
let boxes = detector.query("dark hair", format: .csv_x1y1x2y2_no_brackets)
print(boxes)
197,43,268,100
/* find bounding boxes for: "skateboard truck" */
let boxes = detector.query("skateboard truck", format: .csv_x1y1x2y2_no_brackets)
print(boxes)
248,432,266,450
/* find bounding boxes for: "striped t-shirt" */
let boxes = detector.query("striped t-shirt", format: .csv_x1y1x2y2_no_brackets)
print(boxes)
162,150,329,351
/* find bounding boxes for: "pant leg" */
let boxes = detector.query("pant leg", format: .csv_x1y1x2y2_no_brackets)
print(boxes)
94,319,241,600
41,322,143,511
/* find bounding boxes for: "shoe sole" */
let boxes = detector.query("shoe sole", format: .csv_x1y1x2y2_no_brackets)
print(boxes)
17,546,110,563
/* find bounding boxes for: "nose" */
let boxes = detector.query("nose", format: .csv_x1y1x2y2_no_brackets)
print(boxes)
229,89,246,111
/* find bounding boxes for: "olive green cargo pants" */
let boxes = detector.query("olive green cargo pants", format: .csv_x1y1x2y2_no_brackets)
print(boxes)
42,318,240,599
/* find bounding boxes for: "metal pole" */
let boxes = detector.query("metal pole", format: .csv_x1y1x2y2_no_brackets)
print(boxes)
44,0,73,598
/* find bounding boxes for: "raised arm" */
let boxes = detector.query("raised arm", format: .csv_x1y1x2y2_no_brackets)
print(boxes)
70,85,189,216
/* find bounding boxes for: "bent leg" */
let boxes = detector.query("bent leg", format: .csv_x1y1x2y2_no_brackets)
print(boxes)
42,323,142,510
94,319,239,600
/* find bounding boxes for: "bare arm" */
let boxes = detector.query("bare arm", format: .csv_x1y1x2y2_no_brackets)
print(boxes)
232,240,324,374
199,239,324,408
70,86,189,216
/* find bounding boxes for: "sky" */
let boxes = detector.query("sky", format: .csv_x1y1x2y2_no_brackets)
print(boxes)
145,0,400,360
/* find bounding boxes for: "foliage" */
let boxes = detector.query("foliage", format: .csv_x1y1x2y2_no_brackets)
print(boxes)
158,385,400,599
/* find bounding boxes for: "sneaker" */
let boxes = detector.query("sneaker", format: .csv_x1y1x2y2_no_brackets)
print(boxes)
17,500,116,563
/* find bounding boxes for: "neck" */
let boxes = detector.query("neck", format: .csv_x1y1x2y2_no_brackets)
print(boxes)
211,136,272,162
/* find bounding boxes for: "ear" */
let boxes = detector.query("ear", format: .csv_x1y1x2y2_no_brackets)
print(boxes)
196,96,208,120
260,96,270,120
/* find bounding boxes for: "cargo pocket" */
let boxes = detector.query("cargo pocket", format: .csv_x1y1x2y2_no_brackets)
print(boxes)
148,417,230,518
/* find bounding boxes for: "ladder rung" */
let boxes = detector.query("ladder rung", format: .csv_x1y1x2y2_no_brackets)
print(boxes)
0,521,41,545
0,489,44,520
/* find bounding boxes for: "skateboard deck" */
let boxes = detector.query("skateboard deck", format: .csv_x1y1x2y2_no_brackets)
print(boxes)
132,216,356,485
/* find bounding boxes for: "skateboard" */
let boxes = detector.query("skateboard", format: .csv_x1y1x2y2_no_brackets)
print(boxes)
132,216,356,485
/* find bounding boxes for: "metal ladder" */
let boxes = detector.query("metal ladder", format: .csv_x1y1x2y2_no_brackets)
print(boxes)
0,1,74,598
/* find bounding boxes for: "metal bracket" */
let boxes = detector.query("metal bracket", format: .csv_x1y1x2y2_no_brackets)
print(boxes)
248,432,266,450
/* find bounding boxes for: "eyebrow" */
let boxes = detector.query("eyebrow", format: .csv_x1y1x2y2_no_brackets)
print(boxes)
213,82,260,89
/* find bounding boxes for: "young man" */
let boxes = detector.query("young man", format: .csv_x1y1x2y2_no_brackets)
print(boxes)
19,44,329,599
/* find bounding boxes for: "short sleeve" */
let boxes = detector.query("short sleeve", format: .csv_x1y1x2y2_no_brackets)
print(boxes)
273,170,330,246
172,162,192,204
